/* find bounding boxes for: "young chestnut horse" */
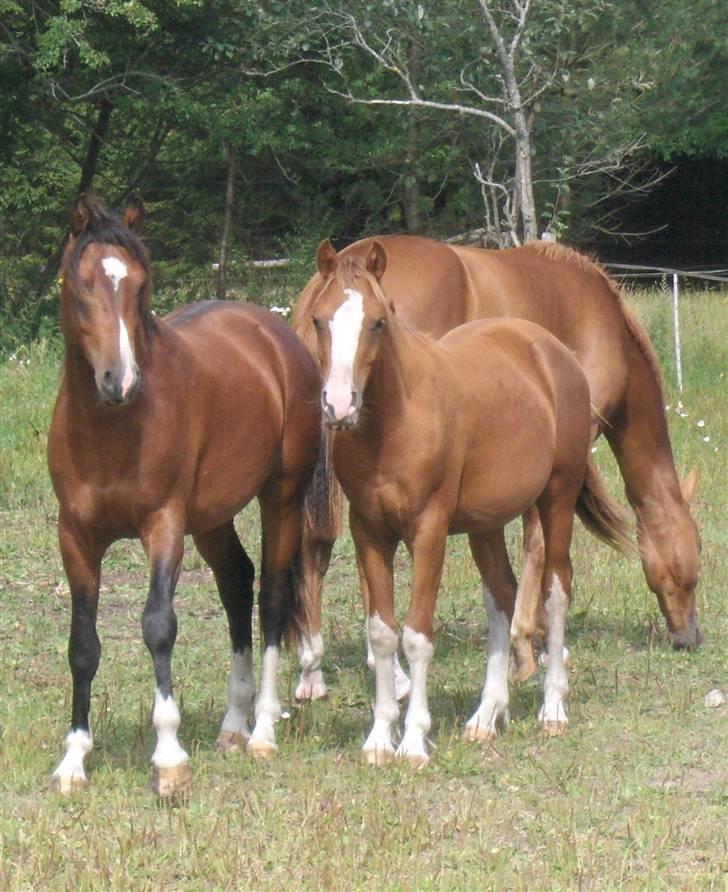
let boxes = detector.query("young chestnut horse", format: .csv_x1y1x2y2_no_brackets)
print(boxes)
309,240,631,765
47,196,321,796
292,235,700,699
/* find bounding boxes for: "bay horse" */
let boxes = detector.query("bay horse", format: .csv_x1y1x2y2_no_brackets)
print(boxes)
47,196,321,796
292,234,701,700
309,240,632,764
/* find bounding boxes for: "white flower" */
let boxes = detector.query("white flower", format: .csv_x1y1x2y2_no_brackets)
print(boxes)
697,419,705,428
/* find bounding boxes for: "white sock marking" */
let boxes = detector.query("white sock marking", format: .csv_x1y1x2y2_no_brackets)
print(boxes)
296,633,328,700
366,621,411,699
220,648,255,739
151,689,189,769
324,288,364,420
539,574,570,727
363,614,400,759
250,646,281,748
53,728,93,785
399,626,434,761
466,587,511,738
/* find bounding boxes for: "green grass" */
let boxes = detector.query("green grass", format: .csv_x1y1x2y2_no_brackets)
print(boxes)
0,289,726,890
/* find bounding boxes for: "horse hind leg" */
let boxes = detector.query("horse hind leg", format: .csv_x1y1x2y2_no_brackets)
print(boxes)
193,522,255,754
509,506,545,683
535,486,576,738
248,486,308,759
463,531,516,743
294,531,333,701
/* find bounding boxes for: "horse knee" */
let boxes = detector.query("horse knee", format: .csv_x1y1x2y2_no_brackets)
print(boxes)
142,605,177,655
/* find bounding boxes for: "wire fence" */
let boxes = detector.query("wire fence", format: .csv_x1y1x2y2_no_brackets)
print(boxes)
604,264,728,397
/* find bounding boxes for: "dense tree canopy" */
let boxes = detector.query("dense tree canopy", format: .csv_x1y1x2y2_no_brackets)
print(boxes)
0,0,725,347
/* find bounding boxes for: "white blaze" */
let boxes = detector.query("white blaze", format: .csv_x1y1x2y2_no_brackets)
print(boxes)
101,256,137,397
324,288,364,420
101,256,128,292
118,318,137,397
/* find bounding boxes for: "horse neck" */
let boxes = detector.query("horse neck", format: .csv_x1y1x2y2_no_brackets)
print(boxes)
366,316,429,419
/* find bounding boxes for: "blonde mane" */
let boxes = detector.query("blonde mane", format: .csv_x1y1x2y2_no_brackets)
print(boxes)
524,241,665,398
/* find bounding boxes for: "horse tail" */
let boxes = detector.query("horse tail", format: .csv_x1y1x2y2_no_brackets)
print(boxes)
291,291,343,544
576,457,637,557
283,537,308,650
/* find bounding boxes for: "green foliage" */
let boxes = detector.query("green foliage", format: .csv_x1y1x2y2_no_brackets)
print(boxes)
1,1,725,346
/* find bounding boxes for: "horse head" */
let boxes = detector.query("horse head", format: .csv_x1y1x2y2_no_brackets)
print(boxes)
61,195,153,406
311,239,392,429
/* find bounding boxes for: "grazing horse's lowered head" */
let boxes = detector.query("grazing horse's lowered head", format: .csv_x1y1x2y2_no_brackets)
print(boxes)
61,195,154,406
312,238,392,430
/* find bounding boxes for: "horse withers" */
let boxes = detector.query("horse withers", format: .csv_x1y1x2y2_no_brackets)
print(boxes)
309,240,632,765
47,196,321,796
292,234,701,699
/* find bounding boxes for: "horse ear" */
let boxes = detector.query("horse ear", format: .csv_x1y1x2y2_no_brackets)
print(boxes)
316,239,337,278
680,467,699,504
122,196,145,234
69,195,93,236
367,241,387,281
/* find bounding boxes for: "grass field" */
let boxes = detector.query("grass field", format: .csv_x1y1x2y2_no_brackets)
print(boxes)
0,288,726,890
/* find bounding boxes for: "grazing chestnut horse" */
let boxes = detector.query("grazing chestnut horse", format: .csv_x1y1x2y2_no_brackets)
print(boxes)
309,240,631,763
47,196,320,796
292,234,700,699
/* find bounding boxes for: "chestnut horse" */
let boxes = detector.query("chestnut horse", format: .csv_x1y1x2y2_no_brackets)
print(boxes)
309,241,632,764
292,234,700,699
47,196,320,796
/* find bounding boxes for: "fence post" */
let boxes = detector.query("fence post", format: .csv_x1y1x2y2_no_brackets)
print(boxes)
672,272,684,395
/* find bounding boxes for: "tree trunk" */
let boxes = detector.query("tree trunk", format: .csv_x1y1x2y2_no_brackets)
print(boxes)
217,147,236,300
513,106,537,242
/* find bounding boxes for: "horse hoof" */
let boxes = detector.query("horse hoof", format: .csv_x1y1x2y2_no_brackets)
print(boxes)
510,656,537,684
214,730,248,753
151,762,192,798
246,739,277,761
462,724,497,743
294,681,328,701
401,752,429,770
540,720,568,738
362,747,395,767
49,773,87,796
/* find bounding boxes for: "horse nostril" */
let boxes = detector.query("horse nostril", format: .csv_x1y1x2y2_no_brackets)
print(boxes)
104,370,113,383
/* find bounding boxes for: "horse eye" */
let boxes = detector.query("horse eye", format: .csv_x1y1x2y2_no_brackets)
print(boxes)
372,317,386,332
312,317,322,331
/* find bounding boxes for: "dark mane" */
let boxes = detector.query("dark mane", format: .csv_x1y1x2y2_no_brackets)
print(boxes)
64,197,156,335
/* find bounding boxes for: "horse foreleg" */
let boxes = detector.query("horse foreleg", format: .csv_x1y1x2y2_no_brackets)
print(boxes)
509,506,545,683
141,514,190,797
398,522,448,769
463,530,515,742
294,532,333,701
350,512,399,766
51,517,103,794
360,551,411,701
193,523,255,753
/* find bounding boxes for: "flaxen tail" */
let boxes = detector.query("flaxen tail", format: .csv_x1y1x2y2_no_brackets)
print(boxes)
576,457,637,556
